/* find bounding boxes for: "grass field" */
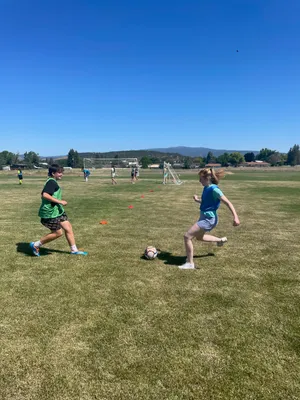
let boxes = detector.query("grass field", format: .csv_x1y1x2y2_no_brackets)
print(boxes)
0,168,299,400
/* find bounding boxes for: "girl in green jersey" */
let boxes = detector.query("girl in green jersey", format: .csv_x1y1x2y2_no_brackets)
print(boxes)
30,164,87,257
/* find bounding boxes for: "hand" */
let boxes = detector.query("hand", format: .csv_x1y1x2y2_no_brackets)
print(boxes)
60,200,68,206
233,217,240,226
193,195,200,202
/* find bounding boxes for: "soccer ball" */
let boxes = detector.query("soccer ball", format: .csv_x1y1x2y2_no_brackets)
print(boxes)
144,246,158,260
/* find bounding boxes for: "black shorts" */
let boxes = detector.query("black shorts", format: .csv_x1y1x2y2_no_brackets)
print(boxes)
41,212,68,231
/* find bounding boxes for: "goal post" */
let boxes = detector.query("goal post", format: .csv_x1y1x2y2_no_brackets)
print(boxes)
83,158,139,169
163,162,183,185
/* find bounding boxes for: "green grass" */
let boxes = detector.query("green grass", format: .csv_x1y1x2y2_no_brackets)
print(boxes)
0,169,299,400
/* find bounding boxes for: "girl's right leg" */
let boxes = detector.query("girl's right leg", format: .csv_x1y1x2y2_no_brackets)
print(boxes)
40,229,63,245
201,234,227,245
30,229,63,256
196,216,227,246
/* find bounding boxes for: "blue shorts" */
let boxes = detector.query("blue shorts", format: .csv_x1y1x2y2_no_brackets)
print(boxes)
197,213,218,232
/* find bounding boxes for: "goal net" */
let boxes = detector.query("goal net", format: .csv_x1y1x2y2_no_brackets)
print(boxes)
163,162,183,185
83,158,138,169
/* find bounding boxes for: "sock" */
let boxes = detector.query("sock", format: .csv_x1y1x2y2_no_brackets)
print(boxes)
71,244,78,253
34,240,42,248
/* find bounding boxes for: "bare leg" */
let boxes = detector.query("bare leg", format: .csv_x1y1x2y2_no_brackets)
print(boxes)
40,229,63,245
202,234,223,243
60,220,75,247
60,220,87,255
184,223,204,264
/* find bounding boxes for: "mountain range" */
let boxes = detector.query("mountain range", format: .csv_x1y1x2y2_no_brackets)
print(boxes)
149,146,258,157
45,146,258,160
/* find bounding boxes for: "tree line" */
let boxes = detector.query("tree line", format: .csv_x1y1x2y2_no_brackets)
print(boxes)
1,145,300,169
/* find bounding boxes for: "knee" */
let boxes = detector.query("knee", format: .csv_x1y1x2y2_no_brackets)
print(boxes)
56,229,63,238
61,222,73,234
184,232,191,241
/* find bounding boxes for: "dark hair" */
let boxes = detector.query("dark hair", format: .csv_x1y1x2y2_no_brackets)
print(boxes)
48,164,64,177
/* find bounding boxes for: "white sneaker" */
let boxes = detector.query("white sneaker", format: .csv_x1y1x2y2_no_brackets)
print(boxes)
178,262,195,270
217,237,228,247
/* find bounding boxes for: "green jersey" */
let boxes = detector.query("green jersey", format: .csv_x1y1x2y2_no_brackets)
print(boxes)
38,178,64,219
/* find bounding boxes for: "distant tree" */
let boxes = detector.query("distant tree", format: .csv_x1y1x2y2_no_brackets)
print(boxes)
256,148,275,162
206,151,216,164
0,150,19,165
229,152,244,167
140,156,151,168
24,151,40,167
67,149,75,167
267,152,281,166
67,149,82,168
150,157,160,164
55,158,68,167
279,153,287,166
244,152,255,162
192,156,205,167
73,151,82,168
0,152,7,166
287,145,300,166
183,157,192,169
216,152,230,167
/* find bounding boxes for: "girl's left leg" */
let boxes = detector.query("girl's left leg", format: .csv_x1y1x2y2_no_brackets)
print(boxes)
180,223,204,269
60,220,87,255
60,220,75,246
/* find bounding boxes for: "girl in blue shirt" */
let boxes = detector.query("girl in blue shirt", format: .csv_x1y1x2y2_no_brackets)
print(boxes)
180,168,240,269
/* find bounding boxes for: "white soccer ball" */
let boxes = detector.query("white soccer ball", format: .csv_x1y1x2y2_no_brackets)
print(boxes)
144,246,158,260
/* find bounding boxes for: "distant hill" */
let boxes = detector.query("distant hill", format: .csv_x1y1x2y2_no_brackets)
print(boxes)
149,146,259,157
42,147,259,160
78,149,184,159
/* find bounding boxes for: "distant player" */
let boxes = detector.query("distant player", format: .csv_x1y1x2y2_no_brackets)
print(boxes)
179,168,240,269
30,164,87,257
111,166,117,185
134,166,139,181
163,165,168,184
82,168,91,182
17,168,23,185
131,166,135,184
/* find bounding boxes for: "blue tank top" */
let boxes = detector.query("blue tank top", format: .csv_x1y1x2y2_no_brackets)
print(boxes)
200,184,221,213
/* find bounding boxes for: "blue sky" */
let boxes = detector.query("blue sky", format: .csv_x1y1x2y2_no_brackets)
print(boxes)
0,0,299,155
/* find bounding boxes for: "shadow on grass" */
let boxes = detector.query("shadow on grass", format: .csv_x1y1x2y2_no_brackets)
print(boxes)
156,250,215,266
16,242,70,257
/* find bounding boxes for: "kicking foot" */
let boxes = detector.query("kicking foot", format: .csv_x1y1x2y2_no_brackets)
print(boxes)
178,262,195,270
30,242,40,257
217,237,228,247
71,251,88,256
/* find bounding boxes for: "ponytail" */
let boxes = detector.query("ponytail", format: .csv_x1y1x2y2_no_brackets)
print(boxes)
198,168,225,184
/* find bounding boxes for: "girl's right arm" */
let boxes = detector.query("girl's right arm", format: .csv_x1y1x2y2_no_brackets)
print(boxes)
42,192,67,206
220,195,240,226
193,195,201,203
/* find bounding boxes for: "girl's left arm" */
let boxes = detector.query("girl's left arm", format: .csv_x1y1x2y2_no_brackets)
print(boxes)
220,195,240,226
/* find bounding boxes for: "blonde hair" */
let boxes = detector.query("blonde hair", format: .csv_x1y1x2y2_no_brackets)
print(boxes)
198,168,225,184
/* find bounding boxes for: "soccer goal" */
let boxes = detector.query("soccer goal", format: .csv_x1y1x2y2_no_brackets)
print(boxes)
163,162,183,185
83,158,138,169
